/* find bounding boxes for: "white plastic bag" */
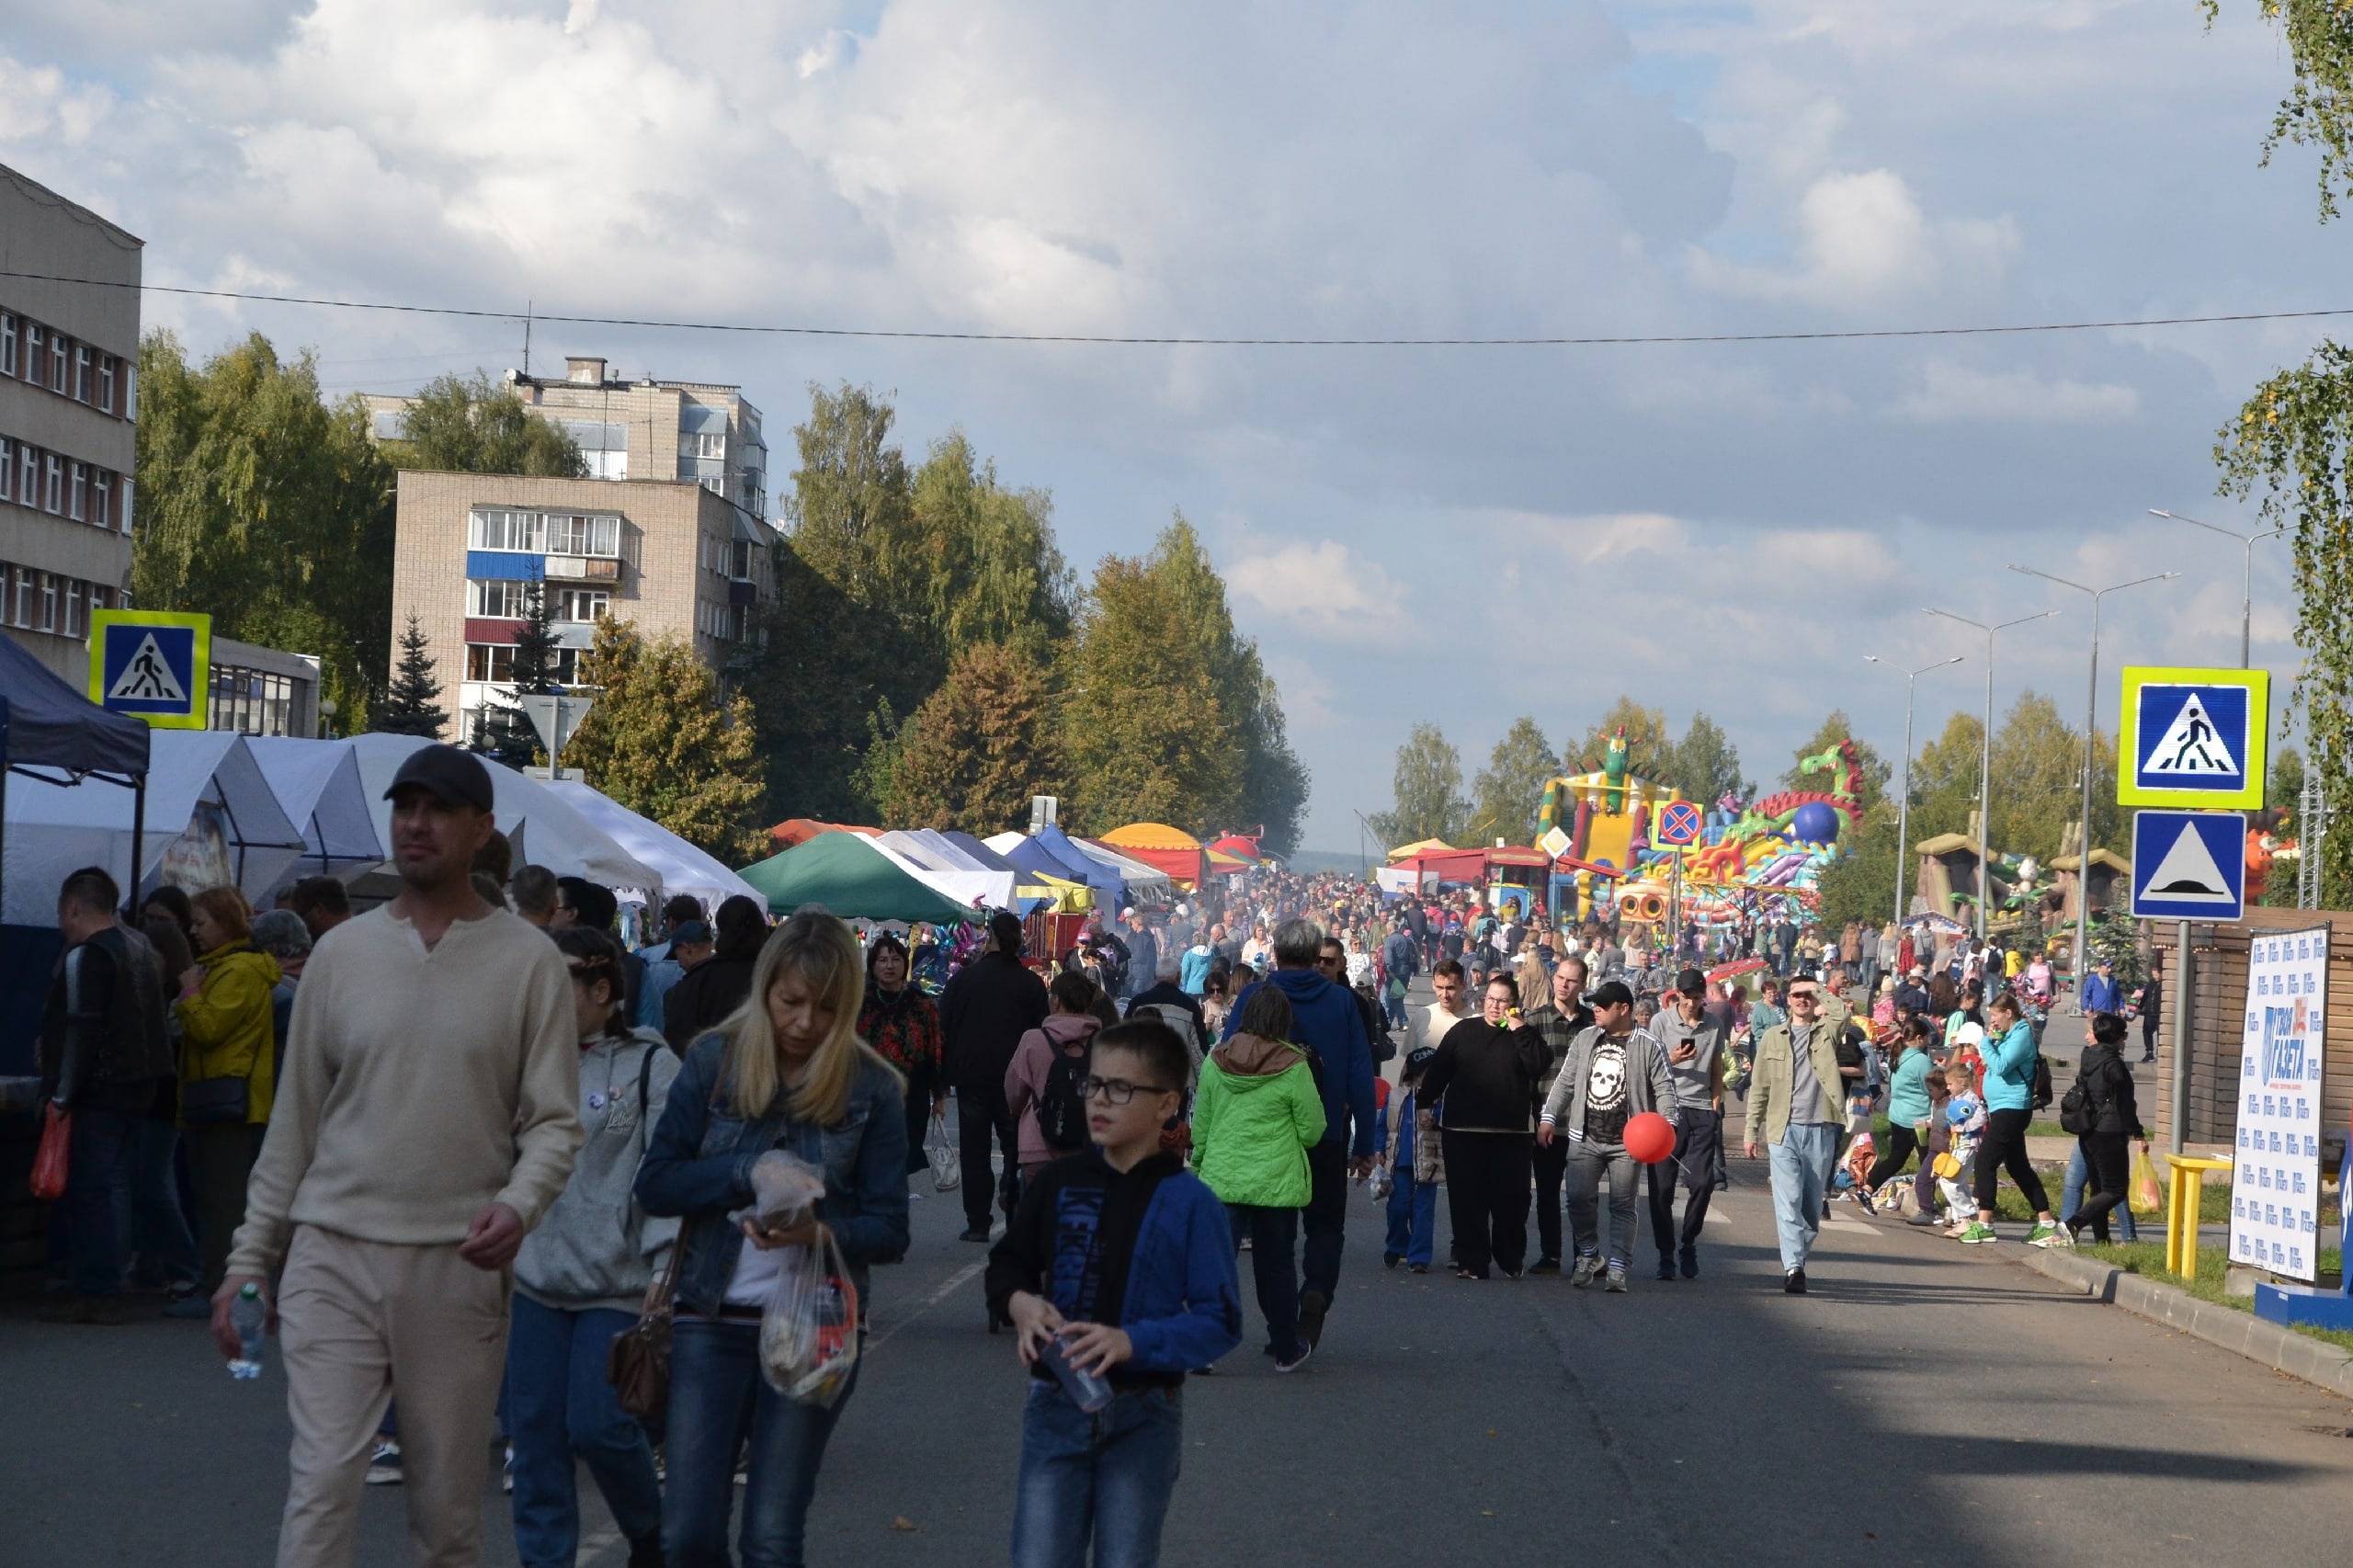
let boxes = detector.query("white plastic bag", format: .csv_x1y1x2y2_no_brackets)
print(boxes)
757,1226,860,1407
925,1108,961,1193
744,1151,827,1228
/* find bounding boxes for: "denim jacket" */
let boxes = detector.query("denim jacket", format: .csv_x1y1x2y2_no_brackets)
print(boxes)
634,1031,911,1320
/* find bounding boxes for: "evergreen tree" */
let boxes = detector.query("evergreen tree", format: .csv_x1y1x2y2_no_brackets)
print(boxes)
372,613,446,738
469,582,556,770
890,642,1066,833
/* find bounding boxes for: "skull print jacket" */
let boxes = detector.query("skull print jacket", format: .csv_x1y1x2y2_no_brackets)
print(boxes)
1540,1026,1680,1143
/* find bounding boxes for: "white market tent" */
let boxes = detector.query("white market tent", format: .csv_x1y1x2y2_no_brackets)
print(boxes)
2,730,305,925
346,733,661,889
874,829,1017,911
244,736,383,890
542,778,764,912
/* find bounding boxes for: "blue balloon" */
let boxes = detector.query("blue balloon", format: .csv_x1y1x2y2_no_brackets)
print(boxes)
1791,801,1842,846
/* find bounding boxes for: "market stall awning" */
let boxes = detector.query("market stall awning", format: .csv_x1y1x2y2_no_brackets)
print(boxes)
998,829,1120,907
1077,837,1186,892
1205,834,1260,864
1102,822,1201,852
1032,824,1132,908
543,778,766,910
244,736,383,885
767,817,882,848
347,733,661,889
1387,836,1453,861
875,830,1017,911
737,831,976,923
0,632,150,785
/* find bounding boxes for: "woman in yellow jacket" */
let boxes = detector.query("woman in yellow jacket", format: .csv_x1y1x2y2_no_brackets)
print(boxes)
175,886,281,1293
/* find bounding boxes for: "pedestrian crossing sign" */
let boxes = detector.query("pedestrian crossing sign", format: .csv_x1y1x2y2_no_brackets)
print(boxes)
2117,665,2268,810
87,609,210,728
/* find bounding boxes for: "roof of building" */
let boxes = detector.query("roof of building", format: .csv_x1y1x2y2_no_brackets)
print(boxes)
0,163,143,252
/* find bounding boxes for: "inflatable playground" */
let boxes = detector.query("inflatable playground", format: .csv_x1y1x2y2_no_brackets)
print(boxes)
1535,730,1867,927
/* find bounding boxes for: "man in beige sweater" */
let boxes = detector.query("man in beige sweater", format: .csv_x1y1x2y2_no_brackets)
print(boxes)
214,744,581,1568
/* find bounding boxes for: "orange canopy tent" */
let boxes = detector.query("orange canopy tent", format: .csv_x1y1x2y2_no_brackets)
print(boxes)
1100,822,1208,888
1206,833,1262,864
767,818,882,849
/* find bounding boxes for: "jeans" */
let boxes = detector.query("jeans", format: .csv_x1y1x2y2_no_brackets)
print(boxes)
1226,1204,1302,1358
505,1296,663,1566
958,1085,1021,1232
1768,1123,1838,1272
1011,1381,1184,1568
188,1120,264,1292
1384,1172,1438,1268
2064,1135,2136,1243
665,1318,858,1568
1973,1107,2050,1217
1383,990,1408,1030
1529,1134,1569,1262
124,1116,200,1290
1645,1117,1720,1261
1302,1140,1348,1300
62,1104,134,1297
1564,1143,1640,1268
1441,1131,1532,1278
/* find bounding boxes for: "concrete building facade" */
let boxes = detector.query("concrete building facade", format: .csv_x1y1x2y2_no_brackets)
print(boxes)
0,164,142,688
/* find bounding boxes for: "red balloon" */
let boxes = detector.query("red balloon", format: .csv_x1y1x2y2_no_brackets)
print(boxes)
1623,1111,1677,1165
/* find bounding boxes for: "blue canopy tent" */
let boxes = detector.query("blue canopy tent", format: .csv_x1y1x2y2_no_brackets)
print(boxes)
999,831,1116,905
1031,824,1127,910
0,634,152,1078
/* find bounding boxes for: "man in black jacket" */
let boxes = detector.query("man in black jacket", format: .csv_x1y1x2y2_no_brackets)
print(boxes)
40,866,174,1324
942,911,1050,1241
662,895,766,1051
1520,955,1591,1273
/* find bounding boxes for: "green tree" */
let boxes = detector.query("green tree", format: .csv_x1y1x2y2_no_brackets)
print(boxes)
1466,717,1561,846
1369,722,1468,848
1907,710,1987,841
2204,0,2353,221
890,642,1065,834
782,381,915,609
133,331,395,725
1985,691,2123,862
1813,801,1904,934
745,543,904,824
1567,699,1670,778
565,618,767,861
1662,710,1747,805
1779,710,1893,801
372,612,445,738
907,432,1075,664
385,371,586,476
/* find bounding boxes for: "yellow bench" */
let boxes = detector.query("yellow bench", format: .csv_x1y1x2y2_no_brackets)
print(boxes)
2164,1153,2234,1278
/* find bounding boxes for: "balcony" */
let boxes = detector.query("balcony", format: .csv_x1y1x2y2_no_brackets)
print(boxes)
544,556,620,582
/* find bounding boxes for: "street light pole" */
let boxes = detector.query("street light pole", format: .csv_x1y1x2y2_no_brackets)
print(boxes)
2006,564,2180,1010
1865,653,1966,927
2147,508,2285,668
1923,608,2059,942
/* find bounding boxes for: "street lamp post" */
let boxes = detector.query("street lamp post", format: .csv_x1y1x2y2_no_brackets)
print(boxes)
2147,509,2285,668
2006,564,2180,1010
1864,653,1966,927
1922,608,2060,942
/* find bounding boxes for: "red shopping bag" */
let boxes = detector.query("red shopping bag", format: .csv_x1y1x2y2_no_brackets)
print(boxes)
30,1102,72,1201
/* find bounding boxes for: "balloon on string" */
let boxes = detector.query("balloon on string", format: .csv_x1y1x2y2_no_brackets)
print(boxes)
1624,1111,1676,1165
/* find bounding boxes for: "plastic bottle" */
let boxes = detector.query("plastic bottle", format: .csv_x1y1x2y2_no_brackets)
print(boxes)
227,1283,267,1381
1040,1332,1113,1414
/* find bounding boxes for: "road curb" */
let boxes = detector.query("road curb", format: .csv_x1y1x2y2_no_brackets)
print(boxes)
2006,1242,2353,1399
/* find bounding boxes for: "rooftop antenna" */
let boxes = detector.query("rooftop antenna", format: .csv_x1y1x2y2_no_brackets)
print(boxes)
521,298,533,378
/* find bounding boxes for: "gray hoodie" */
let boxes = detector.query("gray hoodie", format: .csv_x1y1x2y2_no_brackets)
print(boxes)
515,1026,680,1312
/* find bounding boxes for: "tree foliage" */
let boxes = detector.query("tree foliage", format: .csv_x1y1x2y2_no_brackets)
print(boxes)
1467,717,1562,846
133,331,395,726
889,642,1065,834
1370,722,1468,849
1813,801,1904,935
2206,0,2353,222
1779,710,1893,801
1567,699,1671,778
1661,711,1747,805
372,612,445,738
1984,691,2122,863
565,618,767,862
384,371,586,477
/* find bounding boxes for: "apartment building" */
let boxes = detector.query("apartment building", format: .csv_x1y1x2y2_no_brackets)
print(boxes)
375,356,777,740
0,164,142,688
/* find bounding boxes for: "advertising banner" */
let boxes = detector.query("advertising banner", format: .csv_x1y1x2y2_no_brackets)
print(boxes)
2231,926,2329,1281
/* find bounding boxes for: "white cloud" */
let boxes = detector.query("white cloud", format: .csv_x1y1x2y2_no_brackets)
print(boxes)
1894,361,2139,424
1691,168,2019,305
0,57,111,144
1225,540,1403,643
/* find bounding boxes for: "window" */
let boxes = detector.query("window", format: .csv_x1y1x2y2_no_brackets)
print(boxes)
90,584,110,614
552,587,608,622
118,476,131,536
22,323,40,382
38,574,55,632
97,354,114,415
10,567,28,628
19,443,38,506
50,333,68,394
694,431,726,460
727,540,752,580
470,506,551,552
44,454,63,514
466,579,531,618
93,471,111,528
551,646,582,684
543,512,620,557
64,580,84,638
1,315,14,378
74,345,92,403
68,462,86,522
210,665,294,735
0,438,10,504
466,643,517,683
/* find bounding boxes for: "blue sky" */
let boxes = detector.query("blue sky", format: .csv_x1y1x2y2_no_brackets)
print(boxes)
0,0,2336,847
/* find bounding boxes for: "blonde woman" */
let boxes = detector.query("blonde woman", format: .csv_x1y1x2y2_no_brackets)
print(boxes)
635,910,911,1568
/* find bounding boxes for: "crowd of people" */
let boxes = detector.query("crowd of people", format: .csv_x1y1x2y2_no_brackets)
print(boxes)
31,774,2162,1567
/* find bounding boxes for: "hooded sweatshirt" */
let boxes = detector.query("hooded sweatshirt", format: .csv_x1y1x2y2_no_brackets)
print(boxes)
516,1025,681,1312
1226,966,1379,1157
1006,1012,1105,1167
1191,1031,1325,1208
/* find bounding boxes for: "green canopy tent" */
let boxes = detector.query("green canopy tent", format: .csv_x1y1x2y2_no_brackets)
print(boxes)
737,829,975,923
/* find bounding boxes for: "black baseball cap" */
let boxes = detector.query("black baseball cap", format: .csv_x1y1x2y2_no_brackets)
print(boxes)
1675,967,1706,997
383,744,495,813
669,919,711,944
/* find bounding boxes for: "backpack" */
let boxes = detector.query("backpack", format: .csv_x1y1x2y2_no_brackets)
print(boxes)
2029,1053,2055,1111
1036,1042,1093,1152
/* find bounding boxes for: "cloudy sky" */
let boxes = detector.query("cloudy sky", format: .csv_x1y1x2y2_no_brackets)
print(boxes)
1,0,2336,848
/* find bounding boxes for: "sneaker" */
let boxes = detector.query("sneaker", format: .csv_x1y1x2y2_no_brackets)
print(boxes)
1408,1264,1428,1274
366,1441,403,1485
1677,1245,1699,1280
1238,1235,1254,1252
1957,1221,1998,1244
503,1444,514,1494
2027,1221,2072,1249
1654,1258,1677,1281
958,1224,993,1244
1570,1256,1602,1289
1383,1252,1400,1269
1273,1342,1313,1373
1906,1211,1940,1228
162,1292,211,1320
1297,1290,1328,1349
1784,1268,1808,1295
1605,1265,1628,1293
1529,1256,1561,1276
